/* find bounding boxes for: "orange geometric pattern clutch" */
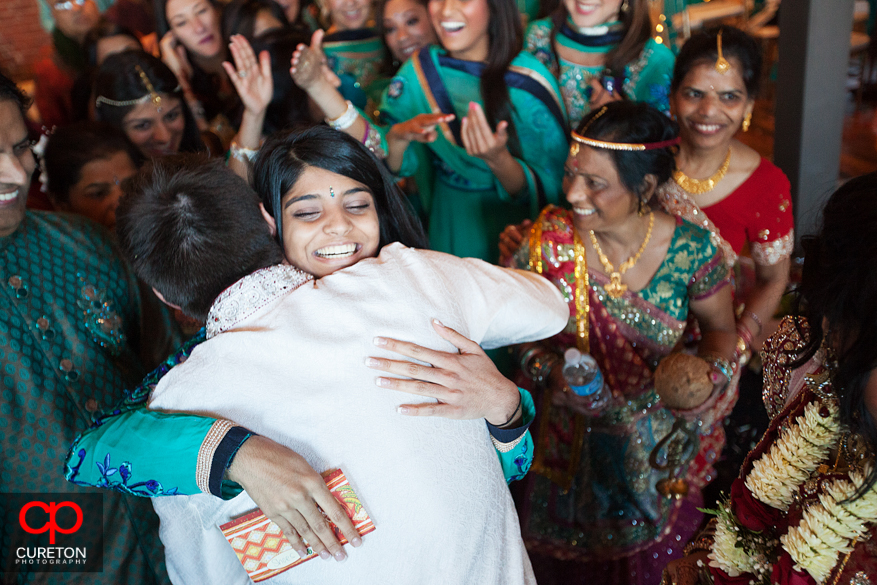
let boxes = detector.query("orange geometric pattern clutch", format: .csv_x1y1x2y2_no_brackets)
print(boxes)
219,469,376,582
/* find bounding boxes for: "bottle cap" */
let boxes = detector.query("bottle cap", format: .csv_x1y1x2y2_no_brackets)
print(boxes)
564,348,582,365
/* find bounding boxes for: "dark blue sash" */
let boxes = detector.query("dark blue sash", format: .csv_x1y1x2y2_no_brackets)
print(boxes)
415,48,566,143
558,21,624,47
322,28,380,43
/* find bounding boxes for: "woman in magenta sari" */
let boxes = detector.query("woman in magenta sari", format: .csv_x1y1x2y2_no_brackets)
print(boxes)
508,102,739,585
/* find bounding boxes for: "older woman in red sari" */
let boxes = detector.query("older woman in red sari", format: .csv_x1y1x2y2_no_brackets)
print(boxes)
508,102,739,585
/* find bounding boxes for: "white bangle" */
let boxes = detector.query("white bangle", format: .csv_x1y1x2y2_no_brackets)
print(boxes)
325,100,358,130
229,141,258,163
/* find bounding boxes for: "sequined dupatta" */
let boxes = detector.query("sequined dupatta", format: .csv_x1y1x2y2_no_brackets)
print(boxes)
654,180,738,271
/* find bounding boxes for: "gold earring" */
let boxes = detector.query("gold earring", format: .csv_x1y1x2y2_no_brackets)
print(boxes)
742,112,752,132
638,196,648,216
621,0,629,12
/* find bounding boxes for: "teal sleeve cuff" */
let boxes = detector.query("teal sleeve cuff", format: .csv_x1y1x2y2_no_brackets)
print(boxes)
489,388,535,483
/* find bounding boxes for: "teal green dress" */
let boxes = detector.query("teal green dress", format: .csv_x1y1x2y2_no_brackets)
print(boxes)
524,17,675,129
380,45,569,263
322,28,388,110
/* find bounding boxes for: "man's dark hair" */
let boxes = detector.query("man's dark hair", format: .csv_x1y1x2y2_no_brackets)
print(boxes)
116,155,283,321
0,71,32,119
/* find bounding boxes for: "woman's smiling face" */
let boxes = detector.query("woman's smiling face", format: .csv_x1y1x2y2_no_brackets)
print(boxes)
383,0,437,63
563,144,639,233
280,166,380,277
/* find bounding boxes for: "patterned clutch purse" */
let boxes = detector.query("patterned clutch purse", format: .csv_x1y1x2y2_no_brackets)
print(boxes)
219,469,376,582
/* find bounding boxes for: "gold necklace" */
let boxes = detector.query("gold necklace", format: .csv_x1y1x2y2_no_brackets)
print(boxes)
588,212,654,299
673,147,731,195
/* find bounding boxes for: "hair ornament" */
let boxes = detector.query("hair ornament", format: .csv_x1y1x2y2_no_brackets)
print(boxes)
715,29,731,74
95,66,179,110
570,106,681,153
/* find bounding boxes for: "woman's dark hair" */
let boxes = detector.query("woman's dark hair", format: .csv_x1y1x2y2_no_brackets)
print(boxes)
549,0,652,81
84,18,140,67
672,26,762,98
154,0,221,37
154,0,231,120
43,121,144,204
94,51,205,153
250,30,316,134
792,172,877,499
253,125,429,250
221,0,290,41
575,101,677,201
482,0,524,157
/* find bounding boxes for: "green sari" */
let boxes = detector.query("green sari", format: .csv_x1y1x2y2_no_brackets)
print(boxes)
379,45,569,262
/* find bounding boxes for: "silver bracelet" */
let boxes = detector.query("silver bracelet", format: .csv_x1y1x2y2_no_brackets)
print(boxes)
325,100,358,130
229,141,258,163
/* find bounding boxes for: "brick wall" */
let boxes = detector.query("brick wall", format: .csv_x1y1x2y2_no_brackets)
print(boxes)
0,0,52,80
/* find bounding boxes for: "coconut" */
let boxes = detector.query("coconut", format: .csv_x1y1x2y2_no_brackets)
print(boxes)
654,353,714,410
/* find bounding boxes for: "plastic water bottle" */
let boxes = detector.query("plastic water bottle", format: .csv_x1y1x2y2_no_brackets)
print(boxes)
562,348,610,413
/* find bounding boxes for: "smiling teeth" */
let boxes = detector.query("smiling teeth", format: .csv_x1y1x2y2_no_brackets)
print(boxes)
0,189,18,202
573,207,595,216
441,22,465,32
316,244,356,258
694,124,721,132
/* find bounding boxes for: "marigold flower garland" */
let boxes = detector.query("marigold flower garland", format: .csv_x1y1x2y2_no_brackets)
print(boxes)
744,399,840,511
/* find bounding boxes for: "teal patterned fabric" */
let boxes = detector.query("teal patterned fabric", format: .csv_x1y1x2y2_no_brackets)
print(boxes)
1,211,169,585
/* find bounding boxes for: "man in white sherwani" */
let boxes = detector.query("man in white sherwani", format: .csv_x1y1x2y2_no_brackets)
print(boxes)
117,157,567,585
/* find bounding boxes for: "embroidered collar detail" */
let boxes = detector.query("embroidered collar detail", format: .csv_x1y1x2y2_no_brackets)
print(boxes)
206,265,313,339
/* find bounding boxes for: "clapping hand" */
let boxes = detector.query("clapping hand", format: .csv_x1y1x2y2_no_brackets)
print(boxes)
461,101,510,165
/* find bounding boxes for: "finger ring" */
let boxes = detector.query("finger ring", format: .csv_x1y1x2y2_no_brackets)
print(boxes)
238,70,248,79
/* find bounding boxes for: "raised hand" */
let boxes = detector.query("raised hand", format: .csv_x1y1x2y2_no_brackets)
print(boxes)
290,29,340,91
222,35,273,117
461,101,511,165
159,32,194,94
365,319,521,426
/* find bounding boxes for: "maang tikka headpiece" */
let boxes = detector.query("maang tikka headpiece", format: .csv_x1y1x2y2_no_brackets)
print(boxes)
95,65,167,111
715,29,731,74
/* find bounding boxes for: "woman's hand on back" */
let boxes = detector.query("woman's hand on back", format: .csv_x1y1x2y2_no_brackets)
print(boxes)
365,319,522,426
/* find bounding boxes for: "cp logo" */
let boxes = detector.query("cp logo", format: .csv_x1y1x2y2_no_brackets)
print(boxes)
19,501,83,544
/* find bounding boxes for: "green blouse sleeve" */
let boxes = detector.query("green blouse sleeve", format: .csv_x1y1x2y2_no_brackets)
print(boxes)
487,388,536,483
65,330,253,498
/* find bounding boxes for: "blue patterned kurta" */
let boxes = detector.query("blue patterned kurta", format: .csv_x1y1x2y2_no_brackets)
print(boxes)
1,211,169,585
